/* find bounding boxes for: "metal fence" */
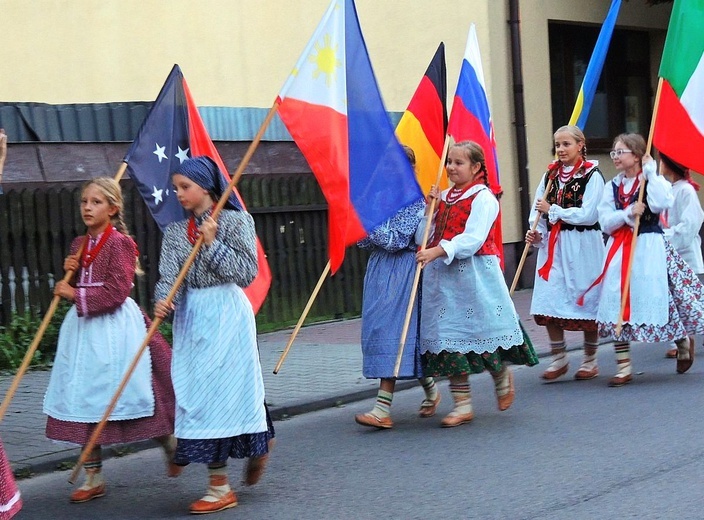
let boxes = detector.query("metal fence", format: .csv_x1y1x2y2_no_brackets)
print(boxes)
0,173,369,331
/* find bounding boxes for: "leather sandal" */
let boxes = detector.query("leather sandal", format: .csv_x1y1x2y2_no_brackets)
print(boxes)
70,483,106,503
574,365,599,380
496,370,515,411
541,364,568,381
189,490,238,514
243,439,275,486
354,412,393,429
440,410,474,428
676,337,695,374
665,348,678,359
418,393,441,418
608,373,632,387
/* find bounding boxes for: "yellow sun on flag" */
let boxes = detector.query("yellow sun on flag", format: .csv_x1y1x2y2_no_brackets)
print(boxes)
309,34,340,86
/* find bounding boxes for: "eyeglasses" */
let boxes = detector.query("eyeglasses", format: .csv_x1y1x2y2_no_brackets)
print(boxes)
610,149,633,159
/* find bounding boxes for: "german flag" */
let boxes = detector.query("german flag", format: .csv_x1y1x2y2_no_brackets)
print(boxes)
396,43,448,193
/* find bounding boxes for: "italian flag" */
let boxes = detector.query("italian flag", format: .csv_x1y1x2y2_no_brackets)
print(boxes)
653,0,704,174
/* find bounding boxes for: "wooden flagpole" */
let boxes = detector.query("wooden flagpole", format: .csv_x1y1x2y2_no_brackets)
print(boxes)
615,77,663,336
272,260,331,374
509,177,555,296
392,135,451,378
0,162,129,423
68,101,280,484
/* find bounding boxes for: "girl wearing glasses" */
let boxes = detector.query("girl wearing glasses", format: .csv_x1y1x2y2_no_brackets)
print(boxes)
585,133,704,385
525,125,605,382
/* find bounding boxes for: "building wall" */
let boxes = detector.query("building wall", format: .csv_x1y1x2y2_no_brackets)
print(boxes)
2,0,672,243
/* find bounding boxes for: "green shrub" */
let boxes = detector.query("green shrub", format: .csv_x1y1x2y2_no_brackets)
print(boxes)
0,302,71,371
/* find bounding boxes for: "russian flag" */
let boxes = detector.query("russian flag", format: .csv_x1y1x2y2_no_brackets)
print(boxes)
395,42,449,194
447,24,504,265
276,0,423,273
123,65,272,313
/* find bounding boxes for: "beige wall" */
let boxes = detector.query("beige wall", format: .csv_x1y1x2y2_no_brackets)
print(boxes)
2,0,672,241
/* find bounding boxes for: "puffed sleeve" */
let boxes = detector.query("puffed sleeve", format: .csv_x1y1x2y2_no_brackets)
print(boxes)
358,198,425,252
528,173,549,249
664,183,704,251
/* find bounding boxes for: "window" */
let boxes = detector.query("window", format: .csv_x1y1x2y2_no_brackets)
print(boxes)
549,23,652,151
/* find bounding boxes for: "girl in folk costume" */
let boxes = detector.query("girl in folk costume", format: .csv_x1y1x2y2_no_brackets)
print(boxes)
153,156,274,515
525,125,605,381
43,177,176,503
586,133,704,386
659,153,704,359
0,130,21,520
354,146,440,430
416,141,538,427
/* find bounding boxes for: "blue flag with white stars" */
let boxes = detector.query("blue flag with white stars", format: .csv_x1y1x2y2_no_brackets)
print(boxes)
123,65,190,230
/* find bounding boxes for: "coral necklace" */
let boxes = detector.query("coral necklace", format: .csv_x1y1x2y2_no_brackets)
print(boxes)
617,174,641,208
81,226,114,268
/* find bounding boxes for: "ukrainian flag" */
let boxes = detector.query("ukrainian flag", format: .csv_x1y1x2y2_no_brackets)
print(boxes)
569,0,622,129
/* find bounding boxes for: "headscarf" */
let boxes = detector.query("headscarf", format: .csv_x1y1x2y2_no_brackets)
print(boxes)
660,153,700,191
174,156,243,210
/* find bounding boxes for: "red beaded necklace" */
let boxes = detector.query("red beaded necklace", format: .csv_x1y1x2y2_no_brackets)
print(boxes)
617,174,641,208
445,180,483,205
81,225,114,268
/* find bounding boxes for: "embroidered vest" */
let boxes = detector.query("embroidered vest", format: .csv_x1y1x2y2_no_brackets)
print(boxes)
543,167,602,232
428,191,499,256
611,179,662,235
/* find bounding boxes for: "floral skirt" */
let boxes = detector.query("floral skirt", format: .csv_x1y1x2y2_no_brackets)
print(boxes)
174,402,275,465
422,323,539,377
598,242,704,342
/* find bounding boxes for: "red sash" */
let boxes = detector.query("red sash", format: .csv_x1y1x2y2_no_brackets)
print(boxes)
577,226,632,321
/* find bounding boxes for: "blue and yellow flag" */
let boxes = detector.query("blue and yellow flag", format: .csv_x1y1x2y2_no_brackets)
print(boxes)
569,0,622,128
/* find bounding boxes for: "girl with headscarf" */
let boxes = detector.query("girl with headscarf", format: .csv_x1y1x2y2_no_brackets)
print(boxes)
154,156,274,514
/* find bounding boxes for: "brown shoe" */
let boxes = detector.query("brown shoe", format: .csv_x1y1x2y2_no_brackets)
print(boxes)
418,393,441,418
354,412,393,430
677,337,695,374
608,373,632,387
189,490,238,514
440,411,474,428
243,439,275,486
70,483,106,504
665,348,678,359
541,363,568,381
574,365,599,380
497,371,515,411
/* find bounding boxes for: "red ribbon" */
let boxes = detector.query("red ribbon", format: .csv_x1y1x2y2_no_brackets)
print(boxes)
537,221,562,281
577,226,632,321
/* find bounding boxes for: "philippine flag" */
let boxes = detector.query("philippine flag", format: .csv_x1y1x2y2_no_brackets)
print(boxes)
447,23,504,265
276,0,423,274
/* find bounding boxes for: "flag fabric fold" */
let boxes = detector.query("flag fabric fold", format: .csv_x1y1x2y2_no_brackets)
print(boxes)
276,0,423,273
123,64,272,313
447,23,504,265
569,0,621,129
653,0,704,174
395,42,448,194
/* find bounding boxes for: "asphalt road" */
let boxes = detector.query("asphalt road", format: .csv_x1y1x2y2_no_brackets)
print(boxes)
15,344,704,519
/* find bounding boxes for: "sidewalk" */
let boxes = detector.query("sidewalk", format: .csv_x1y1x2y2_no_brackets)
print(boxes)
0,288,584,476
